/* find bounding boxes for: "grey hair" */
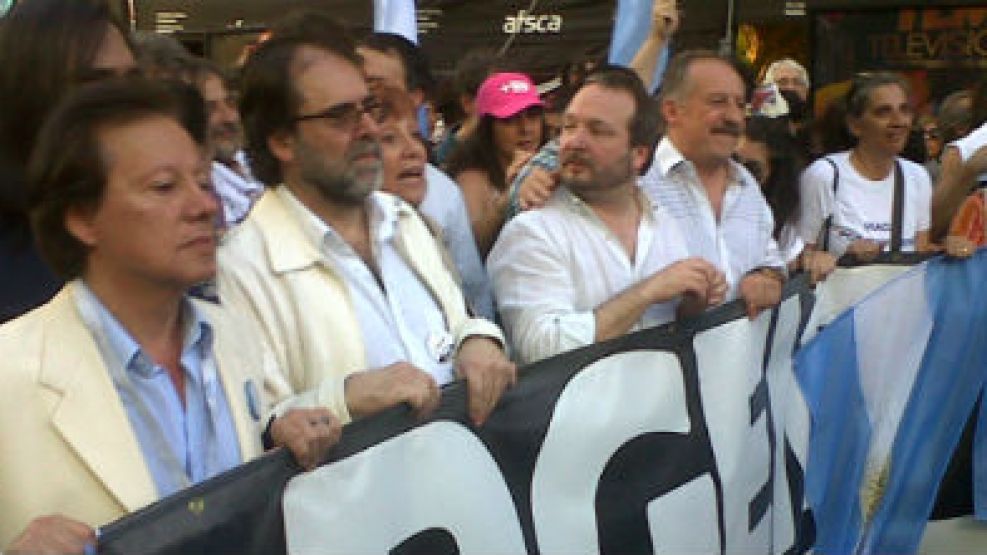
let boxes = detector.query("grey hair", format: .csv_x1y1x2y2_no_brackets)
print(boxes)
763,58,809,89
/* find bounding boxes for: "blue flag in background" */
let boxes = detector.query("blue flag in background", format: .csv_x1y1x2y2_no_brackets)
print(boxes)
372,0,431,137
796,252,987,553
608,0,670,93
373,0,418,44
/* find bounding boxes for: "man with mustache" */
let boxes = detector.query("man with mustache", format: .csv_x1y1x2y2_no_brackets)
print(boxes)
217,25,516,427
488,66,727,364
188,58,263,227
641,50,785,318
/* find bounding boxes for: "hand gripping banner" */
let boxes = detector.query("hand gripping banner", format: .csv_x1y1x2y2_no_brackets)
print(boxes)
99,277,816,555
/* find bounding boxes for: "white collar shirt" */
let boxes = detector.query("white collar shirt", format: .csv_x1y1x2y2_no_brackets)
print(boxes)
212,150,264,227
488,186,690,364
279,188,455,385
640,137,784,297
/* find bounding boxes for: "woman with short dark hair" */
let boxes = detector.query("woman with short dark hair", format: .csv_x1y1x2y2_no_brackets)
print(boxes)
798,72,934,260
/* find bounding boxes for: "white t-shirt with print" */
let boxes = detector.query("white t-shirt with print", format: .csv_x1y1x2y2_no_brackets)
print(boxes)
798,151,931,257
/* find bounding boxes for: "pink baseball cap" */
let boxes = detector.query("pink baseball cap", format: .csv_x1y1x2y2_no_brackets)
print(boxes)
474,72,543,119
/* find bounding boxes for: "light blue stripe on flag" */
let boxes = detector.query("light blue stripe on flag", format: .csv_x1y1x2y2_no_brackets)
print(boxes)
608,0,670,93
796,305,869,554
797,252,987,554
862,253,987,553
374,0,418,44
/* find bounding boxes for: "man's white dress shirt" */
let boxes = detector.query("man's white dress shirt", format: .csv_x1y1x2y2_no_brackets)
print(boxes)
488,186,690,364
282,190,457,385
212,150,264,226
639,137,784,296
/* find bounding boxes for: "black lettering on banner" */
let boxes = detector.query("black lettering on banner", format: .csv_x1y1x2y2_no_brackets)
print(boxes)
96,280,816,555
750,308,781,533
595,344,724,554
391,528,459,555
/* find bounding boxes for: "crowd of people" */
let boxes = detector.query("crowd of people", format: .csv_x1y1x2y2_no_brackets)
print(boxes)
1,0,986,552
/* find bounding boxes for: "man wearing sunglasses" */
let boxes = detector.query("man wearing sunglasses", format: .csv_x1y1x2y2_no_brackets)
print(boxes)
218,23,515,428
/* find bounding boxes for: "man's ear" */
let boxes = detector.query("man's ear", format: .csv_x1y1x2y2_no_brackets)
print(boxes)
631,144,651,174
660,97,678,128
267,129,296,166
64,205,98,248
845,115,861,140
409,88,425,109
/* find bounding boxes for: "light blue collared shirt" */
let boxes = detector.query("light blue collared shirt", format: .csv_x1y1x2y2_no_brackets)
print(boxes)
420,163,496,321
74,282,242,498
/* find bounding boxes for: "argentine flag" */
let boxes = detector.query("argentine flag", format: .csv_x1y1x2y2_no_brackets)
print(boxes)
796,252,987,553
373,0,417,44
608,0,670,94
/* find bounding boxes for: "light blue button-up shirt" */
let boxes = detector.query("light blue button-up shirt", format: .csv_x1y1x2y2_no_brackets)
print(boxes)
75,283,242,498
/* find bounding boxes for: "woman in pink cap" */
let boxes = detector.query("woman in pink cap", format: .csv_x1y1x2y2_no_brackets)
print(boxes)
445,72,547,257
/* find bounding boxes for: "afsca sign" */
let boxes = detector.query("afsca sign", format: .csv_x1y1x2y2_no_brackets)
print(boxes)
503,9,563,34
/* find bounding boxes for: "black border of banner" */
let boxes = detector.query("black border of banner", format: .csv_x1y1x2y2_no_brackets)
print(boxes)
98,273,814,555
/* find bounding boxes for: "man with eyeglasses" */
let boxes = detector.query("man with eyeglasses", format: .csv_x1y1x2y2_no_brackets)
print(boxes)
218,23,516,427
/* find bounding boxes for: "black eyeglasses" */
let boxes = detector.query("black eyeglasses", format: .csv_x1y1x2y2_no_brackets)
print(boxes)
293,96,384,130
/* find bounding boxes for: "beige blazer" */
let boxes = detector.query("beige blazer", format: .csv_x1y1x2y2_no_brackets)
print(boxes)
0,284,266,548
217,188,503,423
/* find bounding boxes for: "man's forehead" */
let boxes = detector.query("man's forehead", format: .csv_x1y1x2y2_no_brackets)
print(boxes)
569,84,632,115
358,47,406,85
773,66,804,82
684,59,744,94
200,73,228,98
291,45,366,101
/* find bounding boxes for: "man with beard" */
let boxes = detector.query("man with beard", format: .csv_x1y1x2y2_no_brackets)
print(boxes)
640,51,785,319
189,58,263,226
218,28,516,427
487,67,727,364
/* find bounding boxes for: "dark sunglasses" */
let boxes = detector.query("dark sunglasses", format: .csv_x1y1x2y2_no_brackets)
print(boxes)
293,96,384,130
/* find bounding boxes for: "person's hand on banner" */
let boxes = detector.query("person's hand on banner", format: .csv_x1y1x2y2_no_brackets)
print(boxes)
7,514,95,555
518,167,560,211
270,408,342,471
846,238,883,261
945,235,977,258
345,362,441,420
647,258,724,318
455,336,517,426
739,268,784,319
799,249,837,284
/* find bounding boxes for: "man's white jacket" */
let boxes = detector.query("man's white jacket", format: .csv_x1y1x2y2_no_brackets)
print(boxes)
217,187,503,423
